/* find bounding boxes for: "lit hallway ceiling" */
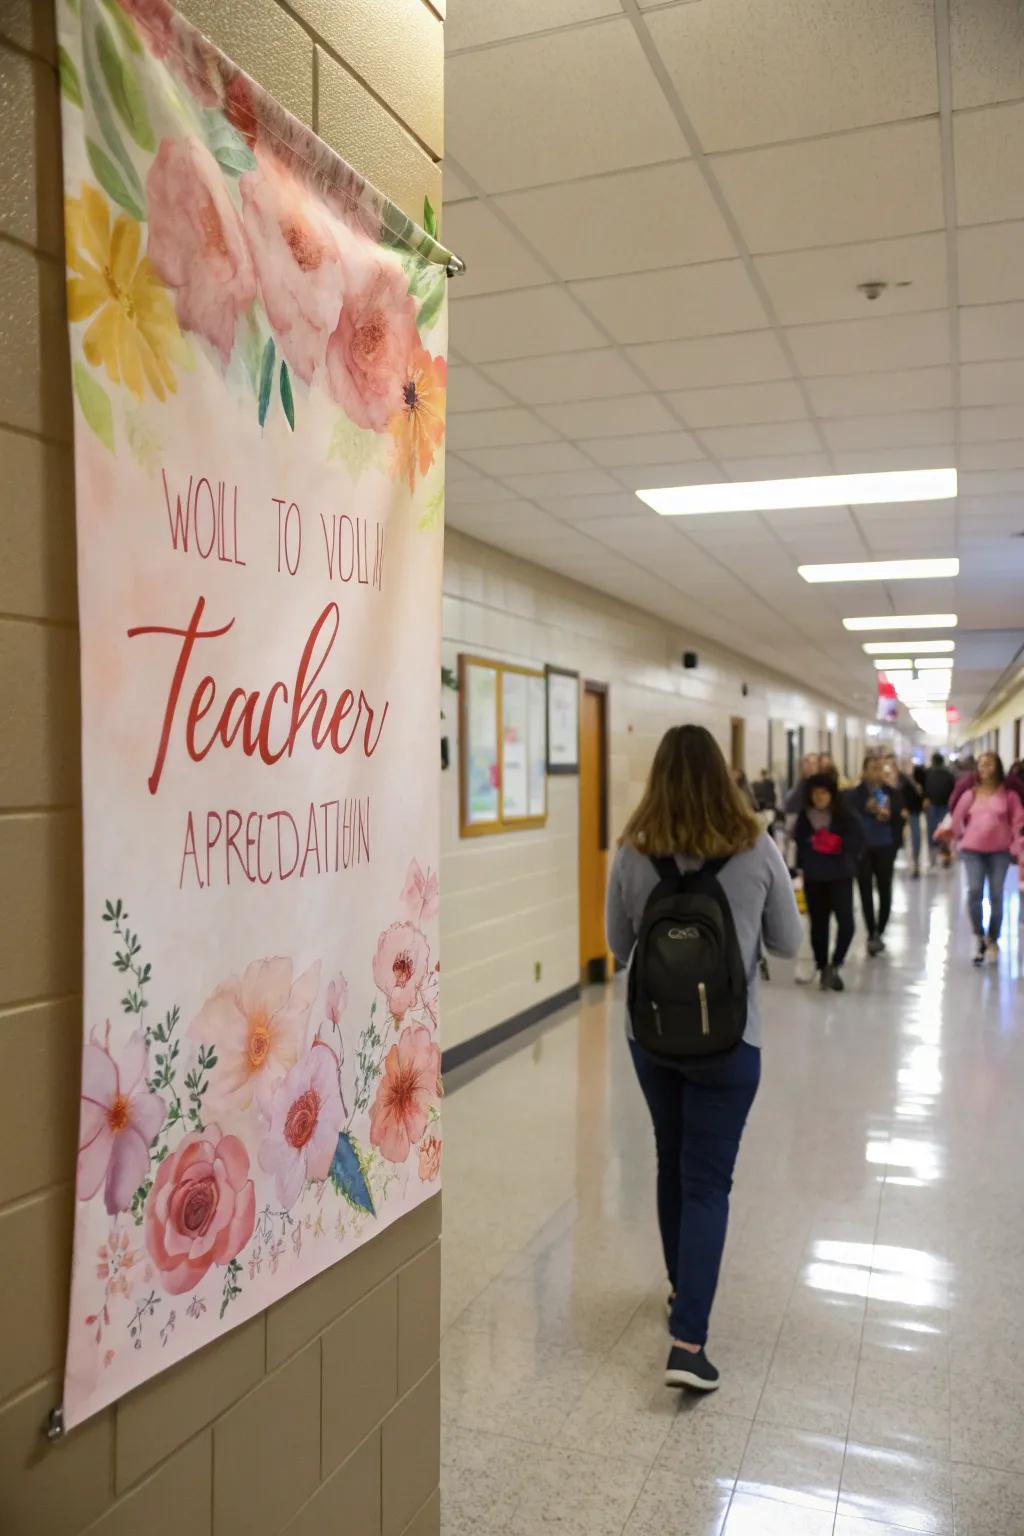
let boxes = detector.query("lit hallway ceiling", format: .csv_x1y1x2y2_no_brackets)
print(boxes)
440,0,1024,725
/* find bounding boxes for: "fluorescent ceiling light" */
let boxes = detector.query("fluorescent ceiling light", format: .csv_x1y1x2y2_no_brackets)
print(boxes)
873,660,914,671
799,557,958,584
863,639,955,655
914,658,956,671
636,467,957,517
843,613,958,631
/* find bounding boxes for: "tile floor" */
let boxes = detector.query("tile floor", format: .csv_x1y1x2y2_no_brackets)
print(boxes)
440,863,1024,1535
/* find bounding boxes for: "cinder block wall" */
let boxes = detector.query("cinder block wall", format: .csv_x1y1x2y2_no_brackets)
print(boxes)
0,2,444,1533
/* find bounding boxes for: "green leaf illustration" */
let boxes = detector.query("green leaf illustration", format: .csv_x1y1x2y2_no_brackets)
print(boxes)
423,195,438,240
416,273,446,337
419,479,445,533
58,45,82,108
73,362,114,452
279,360,295,431
99,0,142,53
257,336,276,428
86,137,145,220
329,1132,376,1215
81,17,146,210
200,110,257,177
327,414,384,479
97,17,154,151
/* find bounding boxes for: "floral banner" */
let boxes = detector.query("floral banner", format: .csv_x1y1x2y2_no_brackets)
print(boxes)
57,0,448,1429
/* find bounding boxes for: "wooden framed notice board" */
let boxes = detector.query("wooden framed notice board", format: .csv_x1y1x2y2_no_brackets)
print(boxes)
459,654,548,837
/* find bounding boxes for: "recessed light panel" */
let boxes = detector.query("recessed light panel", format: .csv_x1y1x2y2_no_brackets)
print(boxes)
637,467,956,516
863,639,955,654
799,558,958,583
844,614,958,632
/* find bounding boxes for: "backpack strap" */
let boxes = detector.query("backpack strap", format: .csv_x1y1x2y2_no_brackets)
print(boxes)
650,855,679,884
703,855,731,878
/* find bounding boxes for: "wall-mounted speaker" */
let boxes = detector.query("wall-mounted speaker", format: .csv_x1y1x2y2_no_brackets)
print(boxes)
682,651,699,670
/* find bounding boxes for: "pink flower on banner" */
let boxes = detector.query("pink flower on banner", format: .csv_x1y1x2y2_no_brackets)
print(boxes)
77,1027,165,1215
418,1134,442,1183
117,0,219,105
369,1025,441,1164
420,963,440,1031
325,256,418,432
189,958,321,1121
400,859,439,925
372,923,430,1021
116,0,174,57
147,138,257,364
96,1225,142,1300
240,149,346,383
145,1126,255,1295
258,1043,346,1209
325,974,348,1027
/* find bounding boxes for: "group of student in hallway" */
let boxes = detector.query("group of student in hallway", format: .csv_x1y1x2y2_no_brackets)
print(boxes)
754,746,1024,983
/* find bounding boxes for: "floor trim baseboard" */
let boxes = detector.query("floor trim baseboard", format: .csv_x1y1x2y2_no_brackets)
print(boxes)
441,983,583,1075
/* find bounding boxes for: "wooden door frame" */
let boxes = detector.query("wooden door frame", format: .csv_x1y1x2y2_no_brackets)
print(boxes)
583,680,609,853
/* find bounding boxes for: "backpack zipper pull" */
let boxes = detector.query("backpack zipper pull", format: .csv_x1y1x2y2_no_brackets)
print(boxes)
698,981,709,1036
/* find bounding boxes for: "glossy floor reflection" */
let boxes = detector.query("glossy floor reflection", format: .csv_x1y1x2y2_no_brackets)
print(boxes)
440,865,1024,1536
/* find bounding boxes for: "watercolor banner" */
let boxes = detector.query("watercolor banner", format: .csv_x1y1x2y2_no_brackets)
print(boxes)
57,0,447,1428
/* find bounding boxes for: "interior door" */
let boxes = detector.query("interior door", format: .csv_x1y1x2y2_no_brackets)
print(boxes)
578,684,609,983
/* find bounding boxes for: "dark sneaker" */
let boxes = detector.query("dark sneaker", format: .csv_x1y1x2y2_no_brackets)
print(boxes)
973,939,986,968
818,966,831,991
867,936,884,956
829,967,845,992
665,1346,719,1392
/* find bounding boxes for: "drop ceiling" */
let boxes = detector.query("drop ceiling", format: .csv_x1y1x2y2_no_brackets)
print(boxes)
441,0,1024,728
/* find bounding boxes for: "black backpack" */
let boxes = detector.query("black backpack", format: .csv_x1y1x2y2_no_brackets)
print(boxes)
628,855,748,1068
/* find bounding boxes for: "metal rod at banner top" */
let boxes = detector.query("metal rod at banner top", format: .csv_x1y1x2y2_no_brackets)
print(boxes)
446,253,467,277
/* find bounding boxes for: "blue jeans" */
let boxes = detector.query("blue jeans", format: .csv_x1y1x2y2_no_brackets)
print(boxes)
629,1039,760,1346
926,803,948,855
962,850,1013,939
908,812,922,864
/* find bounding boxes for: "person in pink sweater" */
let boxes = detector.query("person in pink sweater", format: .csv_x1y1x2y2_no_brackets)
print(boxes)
951,751,1024,965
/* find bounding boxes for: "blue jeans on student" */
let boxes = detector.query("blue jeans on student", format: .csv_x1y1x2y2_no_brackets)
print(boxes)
961,850,1013,939
926,803,948,856
629,1038,760,1347
908,812,922,865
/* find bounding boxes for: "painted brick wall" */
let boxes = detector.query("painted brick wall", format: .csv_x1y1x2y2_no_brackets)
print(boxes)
0,2,444,1532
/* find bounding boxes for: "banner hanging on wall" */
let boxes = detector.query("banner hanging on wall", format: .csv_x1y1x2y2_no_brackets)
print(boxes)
57,0,449,1429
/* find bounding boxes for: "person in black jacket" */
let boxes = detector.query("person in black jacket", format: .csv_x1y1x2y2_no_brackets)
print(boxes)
846,757,900,954
894,759,925,876
795,773,867,991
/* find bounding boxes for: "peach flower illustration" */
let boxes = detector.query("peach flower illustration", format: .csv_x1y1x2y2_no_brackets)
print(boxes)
77,1027,165,1215
116,0,220,105
372,924,430,1021
400,859,439,925
369,1025,441,1164
325,257,418,432
389,348,447,491
147,138,257,364
145,1126,255,1295
418,1135,442,1183
326,973,348,1027
189,957,321,1121
96,1225,142,1300
240,149,346,383
258,1043,346,1209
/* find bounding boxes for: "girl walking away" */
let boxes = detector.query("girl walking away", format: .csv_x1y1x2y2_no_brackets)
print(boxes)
605,725,802,1394
794,774,866,991
950,751,1024,966
847,756,899,955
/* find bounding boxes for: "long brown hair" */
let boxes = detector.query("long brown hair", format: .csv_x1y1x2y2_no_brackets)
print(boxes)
620,724,761,859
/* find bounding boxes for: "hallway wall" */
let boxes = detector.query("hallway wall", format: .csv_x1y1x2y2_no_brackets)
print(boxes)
0,4,444,1534
440,528,871,1053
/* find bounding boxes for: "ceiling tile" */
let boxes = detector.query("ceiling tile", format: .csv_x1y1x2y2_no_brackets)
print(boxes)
719,454,832,480
959,440,1024,470
495,162,736,281
577,430,704,467
960,360,1024,406
957,223,1024,305
448,364,514,413
960,302,1024,362
960,404,1024,442
446,476,519,504
446,455,484,484
786,311,950,376
755,234,947,327
714,121,944,253
452,285,605,362
805,367,953,416
822,410,955,450
646,0,937,153
482,349,647,403
959,468,1024,494
501,468,623,498
440,202,550,298
442,164,476,204
536,393,679,437
447,407,558,450
569,260,767,345
445,21,687,192
626,330,792,390
667,380,809,428
612,460,719,491
950,0,1024,110
831,445,954,472
700,421,822,458
954,102,1024,226
459,441,593,476
445,0,623,52
536,492,650,520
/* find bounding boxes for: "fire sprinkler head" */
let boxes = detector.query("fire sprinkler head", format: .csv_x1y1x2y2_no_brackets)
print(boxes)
857,280,888,302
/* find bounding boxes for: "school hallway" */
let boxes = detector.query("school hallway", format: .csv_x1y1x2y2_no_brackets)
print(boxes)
439,863,1024,1536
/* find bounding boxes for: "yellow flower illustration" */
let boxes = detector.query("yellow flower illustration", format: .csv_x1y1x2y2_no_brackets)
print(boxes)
65,184,183,401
